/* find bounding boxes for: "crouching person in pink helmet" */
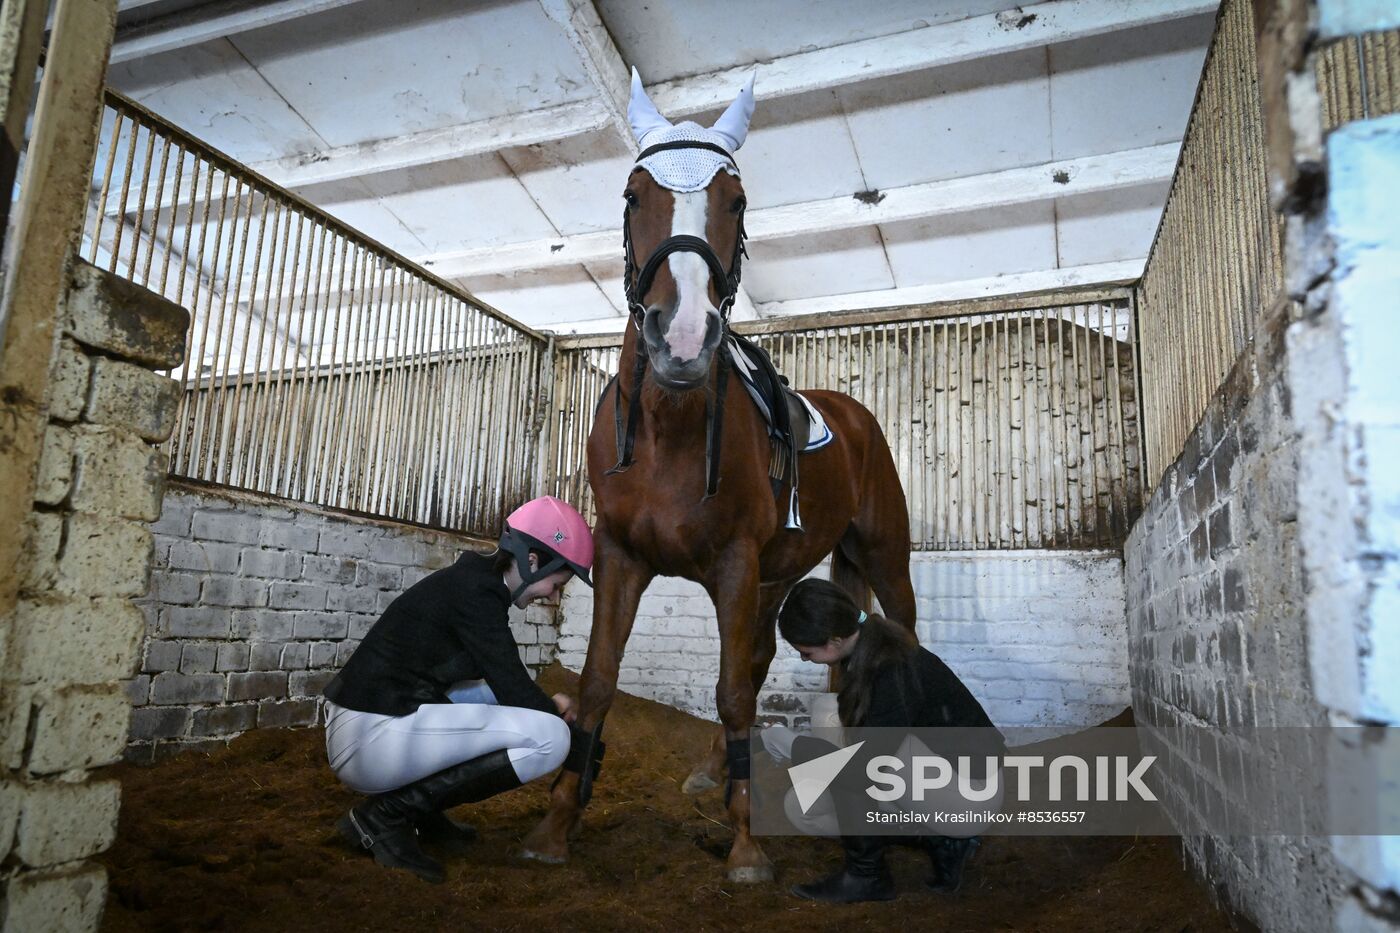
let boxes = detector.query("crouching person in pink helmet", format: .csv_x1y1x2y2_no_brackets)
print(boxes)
322,496,594,883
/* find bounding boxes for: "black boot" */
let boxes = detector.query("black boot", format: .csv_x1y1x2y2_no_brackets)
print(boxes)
790,835,896,903
923,835,980,893
415,810,478,853
337,749,523,883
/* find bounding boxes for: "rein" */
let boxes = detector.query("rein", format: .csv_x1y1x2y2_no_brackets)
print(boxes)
608,140,750,500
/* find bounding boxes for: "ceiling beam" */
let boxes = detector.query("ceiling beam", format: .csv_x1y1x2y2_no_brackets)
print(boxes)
417,143,1178,280
537,0,635,154
198,0,1211,197
755,260,1144,319
647,0,1216,117
110,0,372,65
251,99,608,189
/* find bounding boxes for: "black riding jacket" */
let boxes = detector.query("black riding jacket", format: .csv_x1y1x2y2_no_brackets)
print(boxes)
322,551,557,718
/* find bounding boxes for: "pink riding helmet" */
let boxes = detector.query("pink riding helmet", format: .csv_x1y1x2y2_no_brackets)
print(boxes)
499,496,594,599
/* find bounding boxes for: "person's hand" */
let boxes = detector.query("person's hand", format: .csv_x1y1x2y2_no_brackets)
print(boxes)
552,692,578,722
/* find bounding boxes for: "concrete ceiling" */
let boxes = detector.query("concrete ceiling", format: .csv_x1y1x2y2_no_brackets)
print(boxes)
106,0,1218,335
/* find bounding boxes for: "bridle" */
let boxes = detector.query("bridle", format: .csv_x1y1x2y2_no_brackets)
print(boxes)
609,138,750,500
621,139,748,325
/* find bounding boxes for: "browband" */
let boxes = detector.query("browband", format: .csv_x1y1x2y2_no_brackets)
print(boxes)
636,139,738,165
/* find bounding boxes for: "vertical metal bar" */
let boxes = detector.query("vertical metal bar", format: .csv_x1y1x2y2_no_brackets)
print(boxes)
89,109,123,264
109,114,139,273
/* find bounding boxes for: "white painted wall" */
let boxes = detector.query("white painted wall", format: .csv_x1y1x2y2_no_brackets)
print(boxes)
556,550,1128,732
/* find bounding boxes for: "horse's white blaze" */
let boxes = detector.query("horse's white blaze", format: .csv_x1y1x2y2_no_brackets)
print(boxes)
664,190,714,362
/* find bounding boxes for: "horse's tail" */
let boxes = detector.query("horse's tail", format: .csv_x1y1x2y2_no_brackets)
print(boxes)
830,544,872,614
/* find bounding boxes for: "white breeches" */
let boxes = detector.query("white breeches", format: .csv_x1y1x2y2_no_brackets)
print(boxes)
325,680,570,795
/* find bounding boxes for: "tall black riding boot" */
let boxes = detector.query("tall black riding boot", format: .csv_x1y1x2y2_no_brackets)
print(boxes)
337,749,523,884
415,810,478,853
923,835,981,893
790,834,896,903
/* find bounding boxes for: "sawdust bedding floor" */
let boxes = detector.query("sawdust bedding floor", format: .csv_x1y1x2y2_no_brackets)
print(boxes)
99,664,1234,933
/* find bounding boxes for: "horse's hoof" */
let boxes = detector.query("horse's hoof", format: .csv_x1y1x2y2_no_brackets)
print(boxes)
725,864,775,884
519,847,567,865
682,771,720,795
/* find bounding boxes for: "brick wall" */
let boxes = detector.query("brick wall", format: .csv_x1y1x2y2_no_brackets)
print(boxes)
1125,306,1345,931
557,550,1128,731
2,262,188,931
128,482,559,761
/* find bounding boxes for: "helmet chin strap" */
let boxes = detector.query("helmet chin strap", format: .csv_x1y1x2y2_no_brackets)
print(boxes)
501,534,569,604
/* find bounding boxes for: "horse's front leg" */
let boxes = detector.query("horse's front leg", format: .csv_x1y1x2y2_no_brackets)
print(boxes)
520,533,652,864
709,549,775,883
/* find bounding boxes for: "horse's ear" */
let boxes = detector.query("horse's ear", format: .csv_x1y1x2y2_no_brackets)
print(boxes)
628,67,672,144
710,72,755,151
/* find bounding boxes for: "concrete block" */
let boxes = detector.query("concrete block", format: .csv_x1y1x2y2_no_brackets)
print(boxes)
268,582,327,611
302,555,357,584
191,511,266,546
227,671,288,702
55,512,153,598
239,547,302,580
293,612,347,640
167,540,241,573
150,493,194,537
33,425,74,505
47,338,91,422
160,605,233,639
150,571,203,606
290,670,336,697
18,511,62,593
279,643,310,670
191,704,258,737
124,675,151,707
317,528,374,558
258,698,319,728
65,260,189,367
309,642,337,668
200,575,270,608
261,520,320,552
14,598,146,686
127,706,190,742
355,561,402,590
84,357,181,442
0,863,107,933
179,644,218,674
69,426,165,521
249,642,283,670
142,639,182,674
369,535,419,566
27,685,131,773
327,587,377,613
216,643,251,672
150,672,226,706
230,609,294,641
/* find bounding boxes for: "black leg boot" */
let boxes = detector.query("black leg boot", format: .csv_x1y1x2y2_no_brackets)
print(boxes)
337,798,445,884
923,835,981,893
415,810,478,853
790,835,896,903
338,749,523,883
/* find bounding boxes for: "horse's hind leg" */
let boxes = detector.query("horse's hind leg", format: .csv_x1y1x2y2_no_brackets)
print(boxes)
520,534,653,864
682,582,782,795
841,447,918,628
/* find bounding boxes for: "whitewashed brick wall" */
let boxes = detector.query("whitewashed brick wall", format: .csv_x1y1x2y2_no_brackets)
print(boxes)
556,550,1128,731
129,482,558,761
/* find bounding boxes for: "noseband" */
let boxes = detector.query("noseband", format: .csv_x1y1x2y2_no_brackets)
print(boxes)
621,140,749,323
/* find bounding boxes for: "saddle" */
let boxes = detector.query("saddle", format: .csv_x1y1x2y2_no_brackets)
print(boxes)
724,333,833,531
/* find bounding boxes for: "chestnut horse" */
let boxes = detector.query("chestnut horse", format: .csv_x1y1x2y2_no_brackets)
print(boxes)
521,71,916,882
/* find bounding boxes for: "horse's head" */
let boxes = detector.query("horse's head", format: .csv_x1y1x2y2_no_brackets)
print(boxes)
623,69,754,390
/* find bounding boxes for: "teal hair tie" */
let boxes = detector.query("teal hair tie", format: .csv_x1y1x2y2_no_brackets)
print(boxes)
857,610,867,626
